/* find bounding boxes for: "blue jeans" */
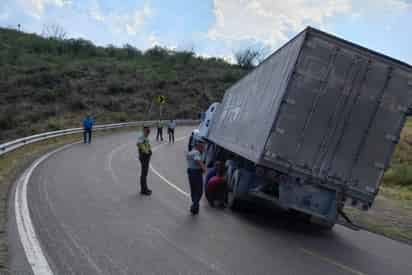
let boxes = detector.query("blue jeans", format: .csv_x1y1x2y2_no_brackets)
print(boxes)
187,169,203,210
83,128,92,144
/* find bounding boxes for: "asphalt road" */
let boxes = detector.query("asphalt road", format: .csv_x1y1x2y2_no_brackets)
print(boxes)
8,127,412,275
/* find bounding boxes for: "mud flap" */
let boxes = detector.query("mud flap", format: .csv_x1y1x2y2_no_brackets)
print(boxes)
279,179,338,223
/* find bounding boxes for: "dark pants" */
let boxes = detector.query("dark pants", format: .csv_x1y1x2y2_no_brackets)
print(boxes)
168,128,175,143
205,182,228,206
83,128,92,144
139,155,151,191
187,169,203,211
156,128,163,141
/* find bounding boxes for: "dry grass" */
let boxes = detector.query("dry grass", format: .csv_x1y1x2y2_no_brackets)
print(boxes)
345,119,412,244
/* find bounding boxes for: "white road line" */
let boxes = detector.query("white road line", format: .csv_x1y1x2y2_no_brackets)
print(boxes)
106,143,131,184
149,135,190,198
300,248,367,275
150,164,189,198
15,143,79,275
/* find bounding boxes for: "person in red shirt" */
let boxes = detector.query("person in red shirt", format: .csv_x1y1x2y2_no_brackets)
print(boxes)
205,161,227,208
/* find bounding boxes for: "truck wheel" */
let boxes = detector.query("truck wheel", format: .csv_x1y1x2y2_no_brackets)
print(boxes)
228,169,243,210
226,160,236,186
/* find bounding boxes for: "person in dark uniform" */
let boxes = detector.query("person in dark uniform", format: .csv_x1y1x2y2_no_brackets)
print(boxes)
167,119,176,143
156,120,163,142
186,138,206,215
137,126,152,195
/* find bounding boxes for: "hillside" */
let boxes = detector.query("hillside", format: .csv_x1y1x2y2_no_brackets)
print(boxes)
0,27,247,143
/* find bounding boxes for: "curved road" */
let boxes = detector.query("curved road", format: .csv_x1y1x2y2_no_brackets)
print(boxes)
8,127,412,275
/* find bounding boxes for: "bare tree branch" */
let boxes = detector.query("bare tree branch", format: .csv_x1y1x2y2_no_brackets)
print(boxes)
234,46,268,69
42,24,67,40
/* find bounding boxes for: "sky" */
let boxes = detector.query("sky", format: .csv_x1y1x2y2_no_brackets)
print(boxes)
0,0,411,64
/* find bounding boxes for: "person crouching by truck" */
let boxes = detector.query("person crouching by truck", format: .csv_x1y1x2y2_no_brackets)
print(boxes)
205,161,228,208
186,138,207,215
82,114,94,144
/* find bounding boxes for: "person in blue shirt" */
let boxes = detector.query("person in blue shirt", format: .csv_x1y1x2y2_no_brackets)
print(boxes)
82,115,94,144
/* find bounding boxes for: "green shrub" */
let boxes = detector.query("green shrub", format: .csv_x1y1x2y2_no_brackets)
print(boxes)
0,113,15,130
383,164,412,186
46,117,63,131
70,98,87,111
34,90,58,104
221,71,240,83
145,46,169,59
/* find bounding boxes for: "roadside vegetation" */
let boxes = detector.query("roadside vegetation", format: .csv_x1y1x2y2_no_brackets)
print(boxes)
0,26,247,143
347,119,412,244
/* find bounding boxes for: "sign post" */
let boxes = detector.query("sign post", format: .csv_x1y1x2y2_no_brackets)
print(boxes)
155,95,166,120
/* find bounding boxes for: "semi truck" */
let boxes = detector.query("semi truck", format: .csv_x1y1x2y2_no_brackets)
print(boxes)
196,27,412,229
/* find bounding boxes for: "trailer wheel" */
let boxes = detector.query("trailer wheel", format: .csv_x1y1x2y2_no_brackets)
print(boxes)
228,169,243,210
225,160,236,186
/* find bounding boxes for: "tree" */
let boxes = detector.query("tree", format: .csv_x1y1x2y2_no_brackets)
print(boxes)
66,38,96,56
42,24,67,40
175,45,195,65
234,46,267,69
145,46,169,58
123,44,141,58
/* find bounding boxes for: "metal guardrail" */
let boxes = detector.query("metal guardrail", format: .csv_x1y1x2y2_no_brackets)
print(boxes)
0,119,199,156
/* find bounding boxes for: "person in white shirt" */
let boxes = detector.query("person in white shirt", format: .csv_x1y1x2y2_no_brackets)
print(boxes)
167,119,176,143
186,138,207,215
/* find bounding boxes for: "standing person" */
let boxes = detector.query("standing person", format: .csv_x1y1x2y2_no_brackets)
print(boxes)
188,129,199,151
156,120,163,142
186,138,207,215
167,119,176,143
82,114,94,144
136,126,152,196
205,161,228,208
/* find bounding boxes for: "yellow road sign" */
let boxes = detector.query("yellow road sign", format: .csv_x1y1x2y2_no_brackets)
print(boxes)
156,95,166,104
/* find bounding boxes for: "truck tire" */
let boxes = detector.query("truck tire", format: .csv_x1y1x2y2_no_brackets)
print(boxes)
228,169,243,210
225,160,236,186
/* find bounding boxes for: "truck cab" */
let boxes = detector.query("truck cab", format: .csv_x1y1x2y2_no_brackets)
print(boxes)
189,102,220,150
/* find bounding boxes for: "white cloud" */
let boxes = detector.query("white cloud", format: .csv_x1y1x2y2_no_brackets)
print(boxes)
148,33,160,46
88,0,104,21
377,0,411,10
208,0,352,46
17,0,68,18
88,1,153,36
